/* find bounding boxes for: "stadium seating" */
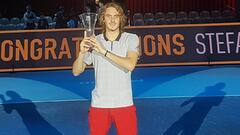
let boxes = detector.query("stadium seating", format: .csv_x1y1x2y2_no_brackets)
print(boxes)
155,18,167,25
177,11,188,18
188,11,199,18
211,10,224,23
155,12,165,20
144,13,154,20
0,18,9,25
133,13,144,20
0,10,238,29
222,9,237,22
44,16,53,24
144,18,155,25
134,19,145,26
10,17,21,24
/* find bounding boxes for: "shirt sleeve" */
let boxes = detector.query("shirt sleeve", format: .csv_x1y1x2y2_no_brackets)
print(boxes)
127,34,140,54
83,52,93,65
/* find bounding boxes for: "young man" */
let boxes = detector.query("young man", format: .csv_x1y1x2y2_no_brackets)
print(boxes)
72,2,139,135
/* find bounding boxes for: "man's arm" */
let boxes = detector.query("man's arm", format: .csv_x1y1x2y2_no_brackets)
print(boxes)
72,53,87,76
105,50,138,72
72,33,92,76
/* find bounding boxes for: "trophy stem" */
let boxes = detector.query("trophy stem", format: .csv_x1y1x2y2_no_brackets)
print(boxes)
86,29,94,37
79,12,98,52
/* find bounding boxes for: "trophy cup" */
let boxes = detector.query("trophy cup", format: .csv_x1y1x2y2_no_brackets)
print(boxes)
79,13,98,51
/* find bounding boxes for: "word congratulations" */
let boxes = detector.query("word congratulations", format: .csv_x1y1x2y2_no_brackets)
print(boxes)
0,37,82,62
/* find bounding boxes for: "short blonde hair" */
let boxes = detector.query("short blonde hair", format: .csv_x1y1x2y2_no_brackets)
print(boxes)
98,2,127,33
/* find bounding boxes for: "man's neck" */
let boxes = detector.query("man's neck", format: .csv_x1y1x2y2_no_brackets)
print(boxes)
105,30,120,41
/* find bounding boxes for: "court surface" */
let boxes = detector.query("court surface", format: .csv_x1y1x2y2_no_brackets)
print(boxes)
0,65,240,135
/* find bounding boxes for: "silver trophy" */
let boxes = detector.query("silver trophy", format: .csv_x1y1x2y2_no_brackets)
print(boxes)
80,12,98,36
79,13,98,51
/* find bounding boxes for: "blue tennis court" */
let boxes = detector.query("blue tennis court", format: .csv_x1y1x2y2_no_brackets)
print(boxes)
0,65,240,135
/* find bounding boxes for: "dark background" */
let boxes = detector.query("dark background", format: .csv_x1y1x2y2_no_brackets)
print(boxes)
0,0,238,19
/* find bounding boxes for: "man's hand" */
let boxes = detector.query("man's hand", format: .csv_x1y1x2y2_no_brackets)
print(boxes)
89,36,106,55
79,31,92,54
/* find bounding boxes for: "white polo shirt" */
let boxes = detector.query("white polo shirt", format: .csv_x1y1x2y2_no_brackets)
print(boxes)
83,32,139,108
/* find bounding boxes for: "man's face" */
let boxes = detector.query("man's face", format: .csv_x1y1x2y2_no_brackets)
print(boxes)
95,0,99,4
104,7,120,32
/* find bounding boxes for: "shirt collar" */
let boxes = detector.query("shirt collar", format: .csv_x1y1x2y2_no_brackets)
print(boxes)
103,32,122,42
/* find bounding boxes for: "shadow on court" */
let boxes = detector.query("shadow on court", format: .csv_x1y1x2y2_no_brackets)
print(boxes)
163,82,226,135
0,90,62,135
